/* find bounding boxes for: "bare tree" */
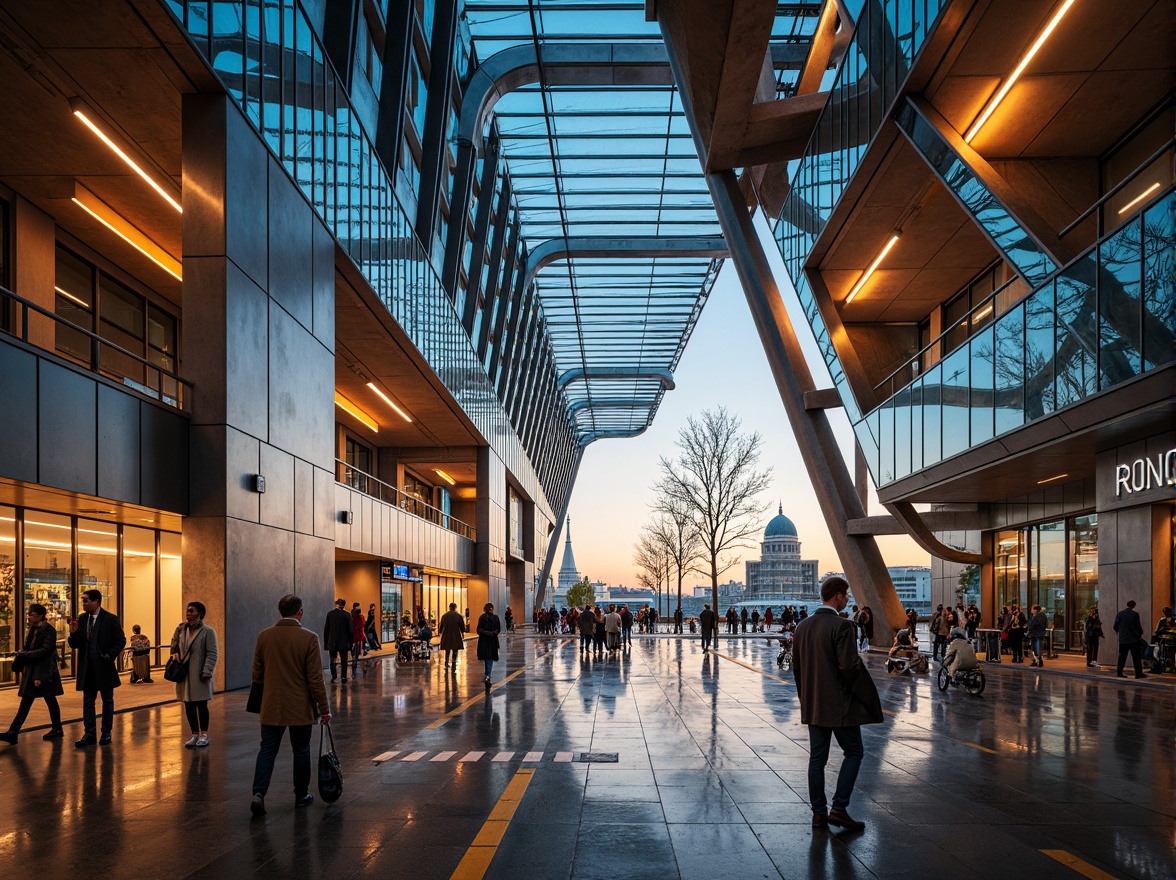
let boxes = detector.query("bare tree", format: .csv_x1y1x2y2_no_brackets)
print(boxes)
634,527,672,618
648,499,703,624
655,407,772,614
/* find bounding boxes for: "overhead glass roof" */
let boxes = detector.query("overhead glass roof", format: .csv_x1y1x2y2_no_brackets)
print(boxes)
463,0,823,443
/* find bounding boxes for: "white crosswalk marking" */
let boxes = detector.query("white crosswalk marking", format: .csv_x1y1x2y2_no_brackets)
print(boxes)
430,751,457,762
401,751,428,761
460,751,485,762
522,751,543,762
553,751,573,763
492,751,514,762
372,751,400,763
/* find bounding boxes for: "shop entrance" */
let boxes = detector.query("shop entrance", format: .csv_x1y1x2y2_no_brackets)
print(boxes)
994,514,1098,650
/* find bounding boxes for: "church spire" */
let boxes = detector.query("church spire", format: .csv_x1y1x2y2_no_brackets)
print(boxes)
558,517,580,597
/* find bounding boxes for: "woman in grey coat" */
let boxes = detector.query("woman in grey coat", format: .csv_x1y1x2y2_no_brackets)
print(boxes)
0,603,64,743
170,601,219,748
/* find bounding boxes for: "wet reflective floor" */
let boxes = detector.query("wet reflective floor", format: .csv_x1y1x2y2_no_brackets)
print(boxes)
0,634,1170,879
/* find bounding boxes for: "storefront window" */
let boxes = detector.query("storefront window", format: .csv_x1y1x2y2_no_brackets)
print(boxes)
994,529,1025,613
124,527,158,654
23,513,72,673
159,532,183,643
1070,515,1098,649
380,564,402,642
0,507,15,682
78,518,118,615
1031,520,1067,643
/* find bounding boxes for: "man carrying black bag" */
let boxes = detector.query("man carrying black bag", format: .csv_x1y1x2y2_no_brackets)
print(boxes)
249,594,331,817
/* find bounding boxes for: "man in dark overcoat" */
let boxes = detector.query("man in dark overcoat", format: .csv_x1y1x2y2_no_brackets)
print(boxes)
438,602,467,671
699,603,717,652
323,598,354,682
67,588,126,747
1113,599,1146,679
792,576,883,831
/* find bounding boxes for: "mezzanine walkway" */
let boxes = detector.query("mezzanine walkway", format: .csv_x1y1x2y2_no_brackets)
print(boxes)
0,634,1170,879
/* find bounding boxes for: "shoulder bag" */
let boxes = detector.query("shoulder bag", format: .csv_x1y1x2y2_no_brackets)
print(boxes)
318,723,343,803
164,627,192,682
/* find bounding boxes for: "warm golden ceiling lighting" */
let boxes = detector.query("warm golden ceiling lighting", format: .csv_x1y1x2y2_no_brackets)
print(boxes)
972,302,994,321
335,391,378,432
70,99,182,213
1036,473,1068,484
434,469,457,486
72,184,182,280
1117,181,1161,215
366,382,412,422
964,0,1077,143
845,233,900,304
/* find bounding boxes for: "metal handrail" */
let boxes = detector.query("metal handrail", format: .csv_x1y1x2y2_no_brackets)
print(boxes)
0,283,192,411
335,459,475,541
1058,136,1175,239
871,182,1173,400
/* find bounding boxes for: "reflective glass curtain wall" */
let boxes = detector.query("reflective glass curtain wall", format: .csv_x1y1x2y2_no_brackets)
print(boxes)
165,0,578,515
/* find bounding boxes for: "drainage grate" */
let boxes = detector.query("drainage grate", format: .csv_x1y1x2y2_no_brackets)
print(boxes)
575,752,619,763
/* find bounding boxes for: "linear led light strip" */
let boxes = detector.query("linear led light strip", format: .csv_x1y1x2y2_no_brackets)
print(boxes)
72,184,182,281
845,234,900,304
70,99,182,213
1117,182,1161,215
434,469,456,485
964,0,1078,143
367,382,413,422
335,391,379,432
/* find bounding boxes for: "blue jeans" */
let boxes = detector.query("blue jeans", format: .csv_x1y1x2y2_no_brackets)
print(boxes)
1030,636,1045,661
252,724,312,798
807,725,864,814
483,658,494,678
82,686,114,737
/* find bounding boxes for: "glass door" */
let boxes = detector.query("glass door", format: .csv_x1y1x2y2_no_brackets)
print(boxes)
23,513,73,675
1069,515,1098,649
1031,520,1067,650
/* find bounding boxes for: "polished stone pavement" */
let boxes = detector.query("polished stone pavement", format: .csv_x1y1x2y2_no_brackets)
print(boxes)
0,634,1170,879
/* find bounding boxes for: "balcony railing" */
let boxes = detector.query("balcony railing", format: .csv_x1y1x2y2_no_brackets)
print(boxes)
856,186,1175,487
336,459,475,541
0,284,191,411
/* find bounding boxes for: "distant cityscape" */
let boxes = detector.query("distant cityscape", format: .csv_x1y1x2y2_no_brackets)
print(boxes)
551,509,931,618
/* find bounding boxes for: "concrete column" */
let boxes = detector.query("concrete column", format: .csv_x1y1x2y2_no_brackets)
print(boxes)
181,95,337,689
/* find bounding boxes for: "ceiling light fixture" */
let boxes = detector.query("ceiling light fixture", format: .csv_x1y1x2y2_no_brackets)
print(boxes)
54,285,89,307
845,233,900,304
1117,181,1161,215
972,302,994,321
434,469,456,486
72,184,182,280
964,0,1077,143
366,382,413,422
70,98,183,213
335,392,379,432
1036,473,1069,485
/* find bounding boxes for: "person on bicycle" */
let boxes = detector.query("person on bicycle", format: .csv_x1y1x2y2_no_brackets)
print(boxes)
943,627,979,680
886,629,926,674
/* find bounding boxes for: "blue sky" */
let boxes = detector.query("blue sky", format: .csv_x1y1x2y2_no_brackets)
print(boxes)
564,216,926,588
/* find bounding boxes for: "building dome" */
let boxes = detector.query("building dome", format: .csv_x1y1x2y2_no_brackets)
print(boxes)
764,504,798,538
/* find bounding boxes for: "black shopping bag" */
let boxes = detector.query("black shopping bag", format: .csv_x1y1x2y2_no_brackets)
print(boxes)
318,723,343,803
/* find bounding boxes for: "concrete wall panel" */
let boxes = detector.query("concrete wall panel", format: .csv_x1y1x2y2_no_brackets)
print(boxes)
267,157,314,331
260,442,296,531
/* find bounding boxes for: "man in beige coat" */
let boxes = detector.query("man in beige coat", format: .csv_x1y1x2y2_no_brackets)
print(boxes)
250,593,331,816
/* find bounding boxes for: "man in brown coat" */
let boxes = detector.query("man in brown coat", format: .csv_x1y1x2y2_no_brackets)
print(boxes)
250,593,331,816
792,576,883,831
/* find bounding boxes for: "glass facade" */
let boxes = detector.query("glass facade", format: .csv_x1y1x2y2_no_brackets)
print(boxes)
0,505,181,686
165,0,577,512
994,516,1098,651
861,187,1174,486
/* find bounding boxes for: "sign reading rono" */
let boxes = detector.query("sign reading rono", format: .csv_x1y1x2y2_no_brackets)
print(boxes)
1114,448,1176,497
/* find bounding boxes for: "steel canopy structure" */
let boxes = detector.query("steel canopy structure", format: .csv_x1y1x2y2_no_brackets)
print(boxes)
463,1,826,445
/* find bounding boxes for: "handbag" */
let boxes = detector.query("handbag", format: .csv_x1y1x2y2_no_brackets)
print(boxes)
163,654,189,682
318,723,343,803
1000,630,1009,642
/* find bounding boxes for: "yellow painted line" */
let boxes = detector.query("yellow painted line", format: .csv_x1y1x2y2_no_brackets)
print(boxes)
1040,850,1121,880
426,647,557,729
710,651,794,685
963,741,998,755
450,768,535,880
882,709,898,716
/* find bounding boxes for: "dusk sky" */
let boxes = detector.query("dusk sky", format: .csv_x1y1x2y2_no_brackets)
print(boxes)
563,217,928,589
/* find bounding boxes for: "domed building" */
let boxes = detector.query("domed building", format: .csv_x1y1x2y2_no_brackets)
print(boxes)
744,505,820,602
